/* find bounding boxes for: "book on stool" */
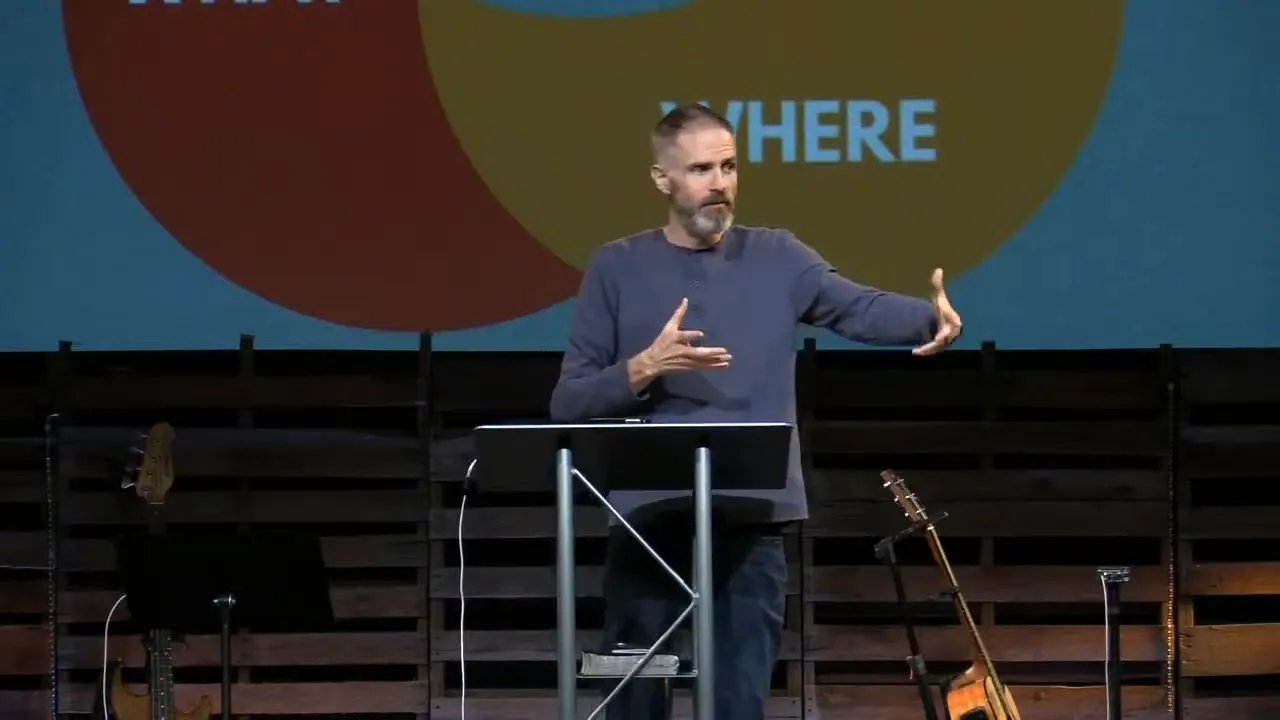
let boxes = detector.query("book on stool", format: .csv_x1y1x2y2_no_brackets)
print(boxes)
580,642,681,677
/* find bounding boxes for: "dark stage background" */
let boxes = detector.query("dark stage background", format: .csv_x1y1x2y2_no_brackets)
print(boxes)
1,339,1277,718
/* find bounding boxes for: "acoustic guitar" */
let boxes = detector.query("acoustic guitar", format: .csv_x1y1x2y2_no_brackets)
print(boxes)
102,422,214,720
880,469,1022,720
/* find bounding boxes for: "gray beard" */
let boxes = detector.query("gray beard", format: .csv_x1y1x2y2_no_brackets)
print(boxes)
688,207,734,238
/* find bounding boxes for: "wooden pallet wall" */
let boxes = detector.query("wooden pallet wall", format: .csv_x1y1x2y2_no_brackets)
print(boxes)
1175,350,1280,712
0,340,1277,719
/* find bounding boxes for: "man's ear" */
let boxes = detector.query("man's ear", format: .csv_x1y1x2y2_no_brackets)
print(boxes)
650,164,670,195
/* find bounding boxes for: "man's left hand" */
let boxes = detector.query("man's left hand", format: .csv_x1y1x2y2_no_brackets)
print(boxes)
912,268,963,356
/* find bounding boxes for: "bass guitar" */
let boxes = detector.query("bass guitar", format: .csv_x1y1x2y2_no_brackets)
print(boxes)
880,469,1022,720
102,422,214,720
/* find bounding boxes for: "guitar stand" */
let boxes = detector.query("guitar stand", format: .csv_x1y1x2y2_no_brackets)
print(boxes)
874,513,951,720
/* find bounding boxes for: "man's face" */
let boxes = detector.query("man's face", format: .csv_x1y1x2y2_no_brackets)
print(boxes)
654,124,738,239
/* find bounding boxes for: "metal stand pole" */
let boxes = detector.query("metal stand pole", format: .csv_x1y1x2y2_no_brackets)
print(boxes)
556,448,577,720
1099,566,1131,720
875,529,941,720
693,445,715,720
214,593,237,720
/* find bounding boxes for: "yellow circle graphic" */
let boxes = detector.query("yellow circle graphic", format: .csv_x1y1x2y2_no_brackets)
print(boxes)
419,1,1123,292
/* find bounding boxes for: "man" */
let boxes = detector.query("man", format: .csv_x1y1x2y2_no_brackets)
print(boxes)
548,103,962,719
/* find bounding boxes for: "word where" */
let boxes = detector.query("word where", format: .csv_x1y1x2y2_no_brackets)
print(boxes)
658,99,938,164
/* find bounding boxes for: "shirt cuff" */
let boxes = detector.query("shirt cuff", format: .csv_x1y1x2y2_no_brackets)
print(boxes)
606,360,644,408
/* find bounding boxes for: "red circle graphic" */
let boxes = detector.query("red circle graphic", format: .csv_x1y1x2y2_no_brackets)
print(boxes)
62,0,581,331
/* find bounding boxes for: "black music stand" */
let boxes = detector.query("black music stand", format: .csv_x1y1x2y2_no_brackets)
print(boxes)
115,532,333,720
471,421,792,720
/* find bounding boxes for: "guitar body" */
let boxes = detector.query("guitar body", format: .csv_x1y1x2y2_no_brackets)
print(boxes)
943,665,1022,720
103,660,214,720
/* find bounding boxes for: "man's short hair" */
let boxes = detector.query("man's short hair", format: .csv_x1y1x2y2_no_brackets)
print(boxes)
651,103,734,158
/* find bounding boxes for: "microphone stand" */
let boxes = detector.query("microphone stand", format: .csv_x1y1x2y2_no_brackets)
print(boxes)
874,514,951,720
213,593,237,720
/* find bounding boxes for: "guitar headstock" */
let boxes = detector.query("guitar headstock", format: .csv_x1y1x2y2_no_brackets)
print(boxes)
132,422,175,505
880,469,929,524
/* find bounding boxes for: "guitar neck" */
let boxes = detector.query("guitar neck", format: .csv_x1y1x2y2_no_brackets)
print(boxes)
145,504,172,720
147,504,165,535
148,628,175,720
922,525,1003,683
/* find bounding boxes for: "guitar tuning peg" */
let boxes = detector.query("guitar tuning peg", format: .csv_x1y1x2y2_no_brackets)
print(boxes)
120,476,136,489
129,446,144,455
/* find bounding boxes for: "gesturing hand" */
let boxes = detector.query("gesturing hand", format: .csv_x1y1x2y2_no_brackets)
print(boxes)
912,268,963,356
642,298,732,373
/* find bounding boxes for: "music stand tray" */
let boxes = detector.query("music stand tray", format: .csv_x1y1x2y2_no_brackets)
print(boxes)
115,531,333,633
115,531,334,719
472,421,791,720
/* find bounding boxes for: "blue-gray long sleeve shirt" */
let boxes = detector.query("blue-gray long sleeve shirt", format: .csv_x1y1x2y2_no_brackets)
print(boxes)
549,226,937,526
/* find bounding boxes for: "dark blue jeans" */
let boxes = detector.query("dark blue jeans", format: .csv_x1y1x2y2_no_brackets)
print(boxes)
598,520,788,720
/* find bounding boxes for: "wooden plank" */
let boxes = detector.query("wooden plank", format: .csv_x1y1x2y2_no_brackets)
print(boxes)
0,470,42,504
355,685,1275,720
430,502,1167,540
809,468,1168,502
428,686,1181,720
0,531,431,572
55,426,423,451
806,565,1168,603
432,694,801,720
812,685,1170,720
0,385,45,420
807,501,1168,537
1185,563,1280,596
1180,426,1280,478
8,684,1280,719
0,582,423,621
1182,623,1280,676
425,565,1167,603
1179,696,1280,718
1181,426,1280,447
814,685,1280,720
55,375,416,409
0,626,428,674
1180,350,1280,404
429,352,561,412
0,533,52,570
59,490,432,524
42,454,1168,496
1182,508,1280,539
804,625,1164,663
993,369,1162,409
64,443,425,480
429,625,1162,663
1180,442,1280,479
813,368,1160,409
51,427,474,480
809,421,1165,455
0,681,429,716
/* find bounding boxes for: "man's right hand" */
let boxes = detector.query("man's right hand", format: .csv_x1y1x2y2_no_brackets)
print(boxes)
627,298,731,389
